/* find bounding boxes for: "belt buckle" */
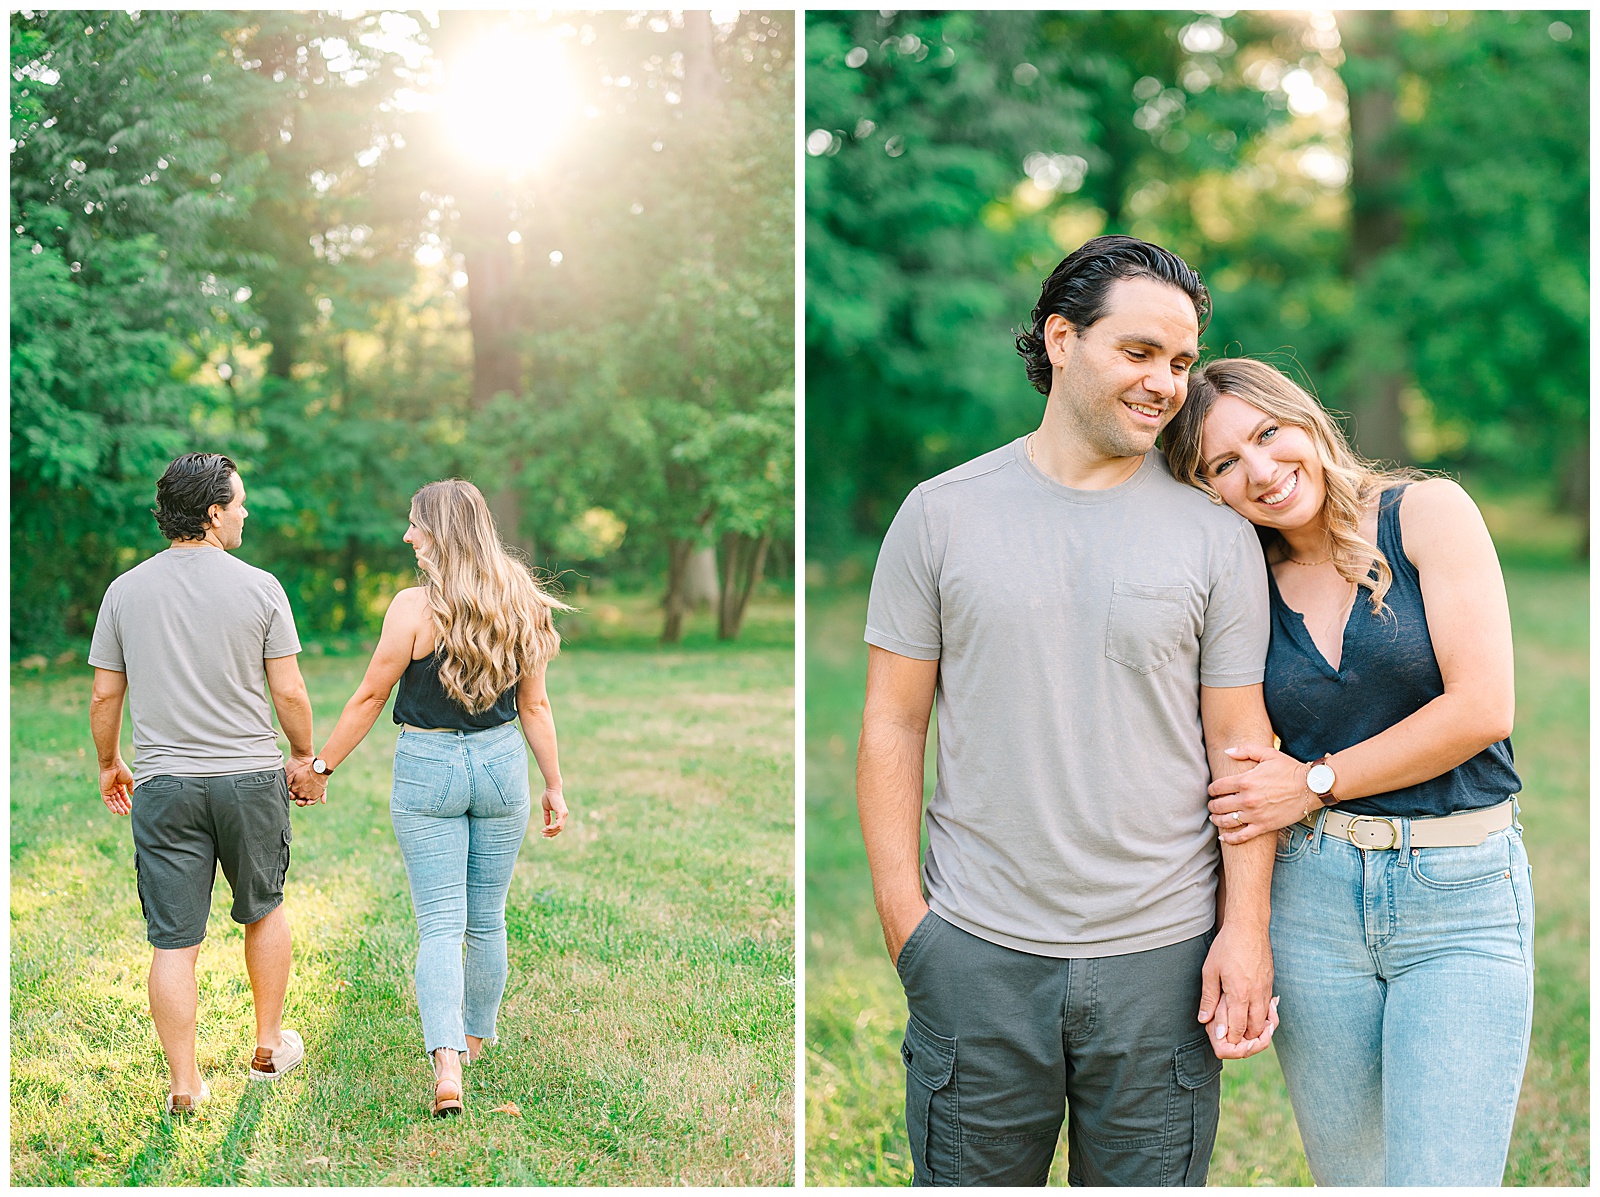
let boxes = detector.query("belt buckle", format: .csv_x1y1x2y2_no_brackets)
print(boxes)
1345,815,1399,850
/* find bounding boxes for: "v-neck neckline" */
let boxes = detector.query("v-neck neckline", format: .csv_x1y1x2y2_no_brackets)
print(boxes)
1267,565,1360,678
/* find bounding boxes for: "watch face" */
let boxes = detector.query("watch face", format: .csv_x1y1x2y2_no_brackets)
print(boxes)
1307,763,1335,795
313,759,328,774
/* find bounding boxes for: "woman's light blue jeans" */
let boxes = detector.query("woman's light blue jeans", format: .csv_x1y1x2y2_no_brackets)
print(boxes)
390,721,531,1056
1269,807,1534,1186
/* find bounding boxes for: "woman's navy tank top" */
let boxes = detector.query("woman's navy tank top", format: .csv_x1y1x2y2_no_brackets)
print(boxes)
392,649,518,731
1263,484,1520,818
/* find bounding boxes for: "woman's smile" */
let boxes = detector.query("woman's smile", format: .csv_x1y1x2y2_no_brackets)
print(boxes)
1198,393,1325,531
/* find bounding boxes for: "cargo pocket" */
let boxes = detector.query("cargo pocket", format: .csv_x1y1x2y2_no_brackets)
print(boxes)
277,826,293,890
134,850,149,921
901,1014,958,1185
1171,1037,1223,1186
1106,581,1193,675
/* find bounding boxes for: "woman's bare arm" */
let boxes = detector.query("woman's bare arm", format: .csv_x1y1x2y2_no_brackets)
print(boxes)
313,587,429,779
1210,479,1516,840
517,660,566,836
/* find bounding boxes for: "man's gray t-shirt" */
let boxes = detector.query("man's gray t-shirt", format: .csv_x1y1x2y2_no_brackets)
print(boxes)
865,440,1269,958
88,546,302,784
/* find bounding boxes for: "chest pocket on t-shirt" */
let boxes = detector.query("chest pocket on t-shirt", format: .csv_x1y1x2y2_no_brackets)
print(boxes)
1106,581,1194,675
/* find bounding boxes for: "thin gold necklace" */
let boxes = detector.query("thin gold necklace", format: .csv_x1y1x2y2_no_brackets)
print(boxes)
1282,538,1333,567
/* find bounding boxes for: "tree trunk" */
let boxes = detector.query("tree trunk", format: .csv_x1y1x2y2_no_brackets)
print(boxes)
259,282,301,381
681,11,724,114
1560,440,1589,559
1339,11,1409,464
661,536,693,644
437,11,533,558
716,528,772,640
341,534,360,630
685,545,719,609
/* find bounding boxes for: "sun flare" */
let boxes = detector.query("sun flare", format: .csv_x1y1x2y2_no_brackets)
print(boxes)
439,29,579,172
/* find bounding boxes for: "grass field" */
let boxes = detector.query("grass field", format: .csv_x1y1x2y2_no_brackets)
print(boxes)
804,565,1588,1186
12,593,795,1186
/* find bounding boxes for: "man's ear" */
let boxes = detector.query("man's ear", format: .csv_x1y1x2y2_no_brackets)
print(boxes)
1043,313,1079,371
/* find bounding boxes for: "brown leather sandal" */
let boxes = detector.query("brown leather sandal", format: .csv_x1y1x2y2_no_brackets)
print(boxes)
432,1078,463,1118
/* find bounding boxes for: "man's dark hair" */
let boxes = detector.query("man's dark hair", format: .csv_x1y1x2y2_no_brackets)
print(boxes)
153,453,238,541
1015,235,1212,396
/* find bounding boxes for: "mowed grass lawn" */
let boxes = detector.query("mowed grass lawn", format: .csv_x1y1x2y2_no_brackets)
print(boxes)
12,594,795,1186
804,565,1588,1186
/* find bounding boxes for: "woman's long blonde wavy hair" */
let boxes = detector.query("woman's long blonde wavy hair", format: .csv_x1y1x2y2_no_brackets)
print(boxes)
409,480,571,713
1163,358,1423,614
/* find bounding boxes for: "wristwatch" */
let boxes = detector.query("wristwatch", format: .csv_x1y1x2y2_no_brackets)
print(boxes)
312,757,334,777
1305,755,1338,805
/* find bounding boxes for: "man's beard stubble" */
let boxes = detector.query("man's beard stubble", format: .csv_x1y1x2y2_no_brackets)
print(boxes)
1056,373,1171,462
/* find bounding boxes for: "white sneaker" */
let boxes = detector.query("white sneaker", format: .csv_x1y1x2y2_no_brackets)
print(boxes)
249,1028,304,1081
165,1079,210,1116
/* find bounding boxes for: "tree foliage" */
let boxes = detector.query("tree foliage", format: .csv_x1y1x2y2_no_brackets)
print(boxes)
11,10,795,654
805,10,1588,558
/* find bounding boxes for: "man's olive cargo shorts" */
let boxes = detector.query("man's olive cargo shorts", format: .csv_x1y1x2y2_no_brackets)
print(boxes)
131,769,293,949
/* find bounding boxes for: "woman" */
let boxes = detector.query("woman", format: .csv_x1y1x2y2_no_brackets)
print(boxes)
305,480,569,1117
1162,359,1532,1186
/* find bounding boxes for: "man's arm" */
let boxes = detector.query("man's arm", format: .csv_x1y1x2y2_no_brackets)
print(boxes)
264,654,317,801
1198,682,1277,1055
90,667,134,816
857,646,939,966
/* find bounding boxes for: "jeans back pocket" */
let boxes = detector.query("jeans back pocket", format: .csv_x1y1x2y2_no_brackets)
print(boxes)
481,747,531,810
392,741,453,814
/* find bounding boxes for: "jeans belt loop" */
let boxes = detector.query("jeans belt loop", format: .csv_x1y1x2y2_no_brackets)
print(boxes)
1310,806,1328,853
1398,811,1412,857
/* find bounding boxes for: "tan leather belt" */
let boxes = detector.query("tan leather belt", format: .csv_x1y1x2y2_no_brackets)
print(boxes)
400,724,455,733
1299,799,1515,850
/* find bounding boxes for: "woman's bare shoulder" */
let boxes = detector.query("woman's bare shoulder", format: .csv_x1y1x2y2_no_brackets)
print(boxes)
383,586,432,626
1398,478,1493,567
1398,476,1480,524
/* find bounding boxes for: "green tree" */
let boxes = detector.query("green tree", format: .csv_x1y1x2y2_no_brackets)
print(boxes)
805,11,1290,553
1351,11,1588,534
11,11,259,649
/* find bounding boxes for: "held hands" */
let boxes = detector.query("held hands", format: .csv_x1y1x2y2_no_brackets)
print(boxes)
1199,920,1277,1060
286,756,327,807
541,786,568,838
1206,994,1280,1060
100,760,134,816
1208,744,1315,845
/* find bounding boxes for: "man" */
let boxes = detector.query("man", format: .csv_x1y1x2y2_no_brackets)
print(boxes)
89,452,327,1116
858,236,1279,1186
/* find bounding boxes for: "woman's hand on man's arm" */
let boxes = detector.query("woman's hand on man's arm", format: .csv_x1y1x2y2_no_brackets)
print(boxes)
1212,479,1516,838
1207,743,1314,845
